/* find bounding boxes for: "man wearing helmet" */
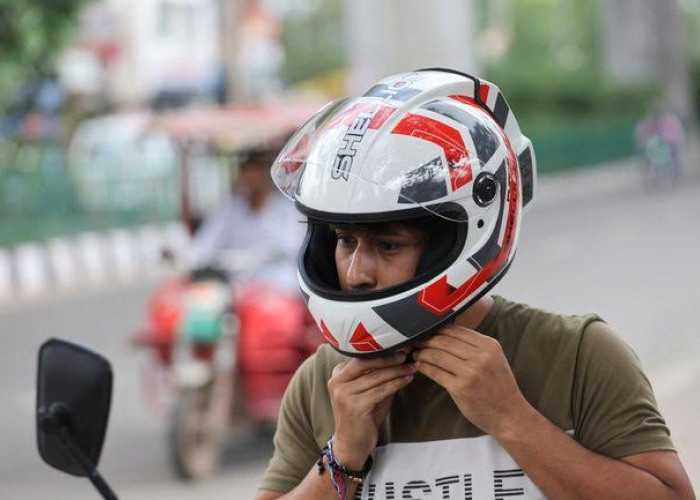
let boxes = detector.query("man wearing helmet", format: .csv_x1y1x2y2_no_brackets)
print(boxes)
256,69,694,500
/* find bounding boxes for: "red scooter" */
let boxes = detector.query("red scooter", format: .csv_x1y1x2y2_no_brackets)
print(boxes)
132,249,320,480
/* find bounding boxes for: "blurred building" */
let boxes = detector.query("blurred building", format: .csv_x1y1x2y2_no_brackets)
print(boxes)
345,0,478,93
60,0,221,109
225,0,285,103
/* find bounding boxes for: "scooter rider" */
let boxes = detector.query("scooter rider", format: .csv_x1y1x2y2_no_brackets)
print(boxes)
256,69,695,500
191,141,304,292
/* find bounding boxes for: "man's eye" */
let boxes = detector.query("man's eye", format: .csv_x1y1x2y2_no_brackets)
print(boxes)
335,234,357,247
377,240,400,251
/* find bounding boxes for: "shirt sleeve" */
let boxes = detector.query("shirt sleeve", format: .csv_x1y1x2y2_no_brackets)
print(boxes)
191,196,236,268
258,351,322,493
572,321,675,459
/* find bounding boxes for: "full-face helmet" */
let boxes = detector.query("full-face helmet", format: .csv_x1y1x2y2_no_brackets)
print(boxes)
271,68,536,357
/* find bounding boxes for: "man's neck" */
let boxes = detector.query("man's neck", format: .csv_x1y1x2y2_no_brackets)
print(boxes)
454,295,495,331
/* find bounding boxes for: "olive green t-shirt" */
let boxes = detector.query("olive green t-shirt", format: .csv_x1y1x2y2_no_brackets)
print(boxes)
260,296,674,498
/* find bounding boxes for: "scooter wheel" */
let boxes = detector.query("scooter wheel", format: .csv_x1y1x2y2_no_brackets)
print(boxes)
169,386,222,481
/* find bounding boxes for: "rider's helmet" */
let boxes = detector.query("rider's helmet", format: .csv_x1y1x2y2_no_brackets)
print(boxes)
271,68,536,357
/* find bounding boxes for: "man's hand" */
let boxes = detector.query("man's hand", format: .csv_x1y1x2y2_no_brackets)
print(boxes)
328,351,416,468
413,325,529,438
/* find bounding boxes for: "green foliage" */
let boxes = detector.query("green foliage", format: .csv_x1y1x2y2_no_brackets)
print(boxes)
487,61,648,173
528,116,640,174
280,0,346,85
690,60,700,118
483,0,656,128
487,64,655,128
685,10,700,116
0,0,88,112
507,0,598,71
478,0,658,172
0,141,175,246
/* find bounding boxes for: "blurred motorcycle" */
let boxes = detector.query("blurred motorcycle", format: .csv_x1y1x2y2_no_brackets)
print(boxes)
132,248,320,480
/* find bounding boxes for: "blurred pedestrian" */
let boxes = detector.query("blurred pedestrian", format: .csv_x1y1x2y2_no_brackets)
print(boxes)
635,105,686,188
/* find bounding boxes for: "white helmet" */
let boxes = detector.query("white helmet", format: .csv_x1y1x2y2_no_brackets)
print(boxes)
272,68,536,357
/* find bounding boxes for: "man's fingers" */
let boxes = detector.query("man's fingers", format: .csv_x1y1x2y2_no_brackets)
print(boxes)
332,351,408,383
349,363,417,394
413,348,463,375
332,362,348,378
438,325,491,347
416,334,475,361
415,359,455,391
358,373,415,406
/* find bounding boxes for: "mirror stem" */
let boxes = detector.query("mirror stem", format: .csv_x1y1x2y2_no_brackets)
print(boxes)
57,426,118,500
40,403,119,500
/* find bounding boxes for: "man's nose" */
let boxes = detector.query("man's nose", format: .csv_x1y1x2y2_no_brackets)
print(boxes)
345,244,378,291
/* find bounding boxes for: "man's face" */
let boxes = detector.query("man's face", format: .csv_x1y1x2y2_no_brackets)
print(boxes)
237,159,273,196
333,222,427,292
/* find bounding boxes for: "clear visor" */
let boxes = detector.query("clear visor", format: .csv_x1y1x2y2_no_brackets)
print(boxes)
271,98,506,224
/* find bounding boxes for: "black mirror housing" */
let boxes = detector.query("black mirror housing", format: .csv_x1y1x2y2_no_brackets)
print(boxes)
36,338,113,476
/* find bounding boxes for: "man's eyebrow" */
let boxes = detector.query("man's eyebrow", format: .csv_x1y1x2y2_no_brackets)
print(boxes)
330,225,368,236
329,223,413,237
373,226,408,237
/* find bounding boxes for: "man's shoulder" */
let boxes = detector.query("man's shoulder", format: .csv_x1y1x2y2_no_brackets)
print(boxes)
492,298,612,427
491,296,609,382
493,295,604,346
314,343,352,375
292,344,351,388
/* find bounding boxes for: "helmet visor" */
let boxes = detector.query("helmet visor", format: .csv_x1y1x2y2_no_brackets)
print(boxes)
271,97,509,223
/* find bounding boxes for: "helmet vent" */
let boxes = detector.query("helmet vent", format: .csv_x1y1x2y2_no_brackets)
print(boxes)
474,172,498,207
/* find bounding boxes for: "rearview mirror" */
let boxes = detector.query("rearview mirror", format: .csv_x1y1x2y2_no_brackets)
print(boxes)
36,338,117,499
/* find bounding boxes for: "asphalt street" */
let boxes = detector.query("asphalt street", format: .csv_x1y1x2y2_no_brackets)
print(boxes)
2,163,700,499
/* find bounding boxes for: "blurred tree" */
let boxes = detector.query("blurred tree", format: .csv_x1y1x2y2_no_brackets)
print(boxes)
279,0,345,86
599,0,694,118
0,0,89,113
478,0,598,72
684,3,700,116
480,0,659,127
478,0,660,172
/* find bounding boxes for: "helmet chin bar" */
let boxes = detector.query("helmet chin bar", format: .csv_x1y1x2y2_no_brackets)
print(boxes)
306,257,516,360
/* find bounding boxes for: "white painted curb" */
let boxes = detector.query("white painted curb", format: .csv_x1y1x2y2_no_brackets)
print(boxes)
77,232,109,286
136,225,165,277
15,244,49,297
0,222,191,305
0,249,13,302
47,237,79,290
108,229,139,282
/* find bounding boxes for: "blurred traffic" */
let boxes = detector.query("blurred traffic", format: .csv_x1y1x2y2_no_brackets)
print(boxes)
2,0,700,498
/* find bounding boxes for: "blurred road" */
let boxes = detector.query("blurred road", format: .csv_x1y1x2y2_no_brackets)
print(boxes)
2,163,700,499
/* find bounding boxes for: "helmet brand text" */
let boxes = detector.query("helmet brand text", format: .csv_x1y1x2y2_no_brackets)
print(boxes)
331,86,402,181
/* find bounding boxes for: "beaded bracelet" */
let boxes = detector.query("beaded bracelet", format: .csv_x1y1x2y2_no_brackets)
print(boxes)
316,436,374,500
